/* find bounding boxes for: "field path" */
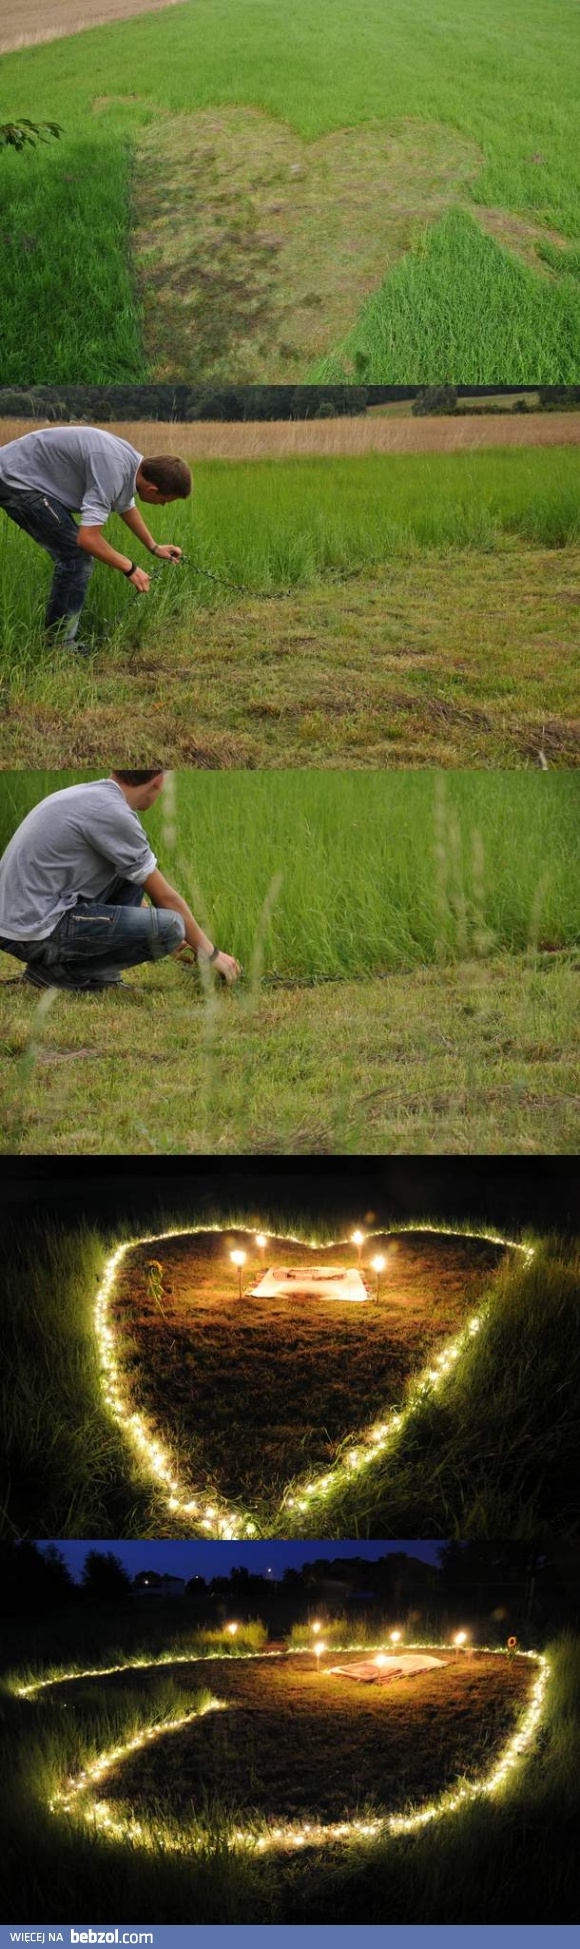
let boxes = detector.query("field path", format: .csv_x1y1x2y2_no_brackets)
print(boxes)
1,414,578,462
0,0,188,55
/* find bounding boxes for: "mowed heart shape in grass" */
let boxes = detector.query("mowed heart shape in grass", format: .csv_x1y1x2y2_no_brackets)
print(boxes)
126,106,482,381
48,1645,545,1855
99,1226,510,1535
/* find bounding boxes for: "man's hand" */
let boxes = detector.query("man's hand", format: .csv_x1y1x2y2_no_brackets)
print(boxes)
210,950,241,985
153,544,182,562
127,566,151,593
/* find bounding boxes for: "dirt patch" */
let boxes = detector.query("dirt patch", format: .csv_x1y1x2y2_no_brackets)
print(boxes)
97,1651,530,1825
113,1228,506,1518
0,0,188,54
129,107,482,383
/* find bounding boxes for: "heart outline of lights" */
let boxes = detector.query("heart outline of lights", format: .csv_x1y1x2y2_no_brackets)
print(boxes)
95,1223,534,1539
16,1640,548,1856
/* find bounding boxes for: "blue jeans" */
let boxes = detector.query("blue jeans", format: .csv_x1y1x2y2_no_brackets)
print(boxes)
0,877,186,986
0,483,94,642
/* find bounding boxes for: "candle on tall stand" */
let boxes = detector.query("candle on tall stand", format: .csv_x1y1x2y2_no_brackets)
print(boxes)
372,1253,386,1302
389,1628,402,1645
230,1249,246,1299
351,1229,365,1266
314,1640,326,1673
453,1630,468,1659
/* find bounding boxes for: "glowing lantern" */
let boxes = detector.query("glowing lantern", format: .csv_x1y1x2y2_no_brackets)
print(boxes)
255,1233,268,1265
351,1229,365,1265
453,1631,468,1651
311,1620,322,1635
372,1253,386,1299
314,1641,326,1668
389,1629,402,1644
226,1622,238,1638
374,1653,388,1669
230,1248,246,1299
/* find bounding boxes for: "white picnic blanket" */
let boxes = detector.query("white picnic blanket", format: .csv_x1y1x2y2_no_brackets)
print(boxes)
250,1265,368,1302
329,1653,447,1684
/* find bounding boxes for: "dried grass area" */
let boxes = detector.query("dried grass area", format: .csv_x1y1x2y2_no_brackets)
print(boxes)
98,1651,531,1822
113,1229,506,1512
0,0,187,54
2,415,579,462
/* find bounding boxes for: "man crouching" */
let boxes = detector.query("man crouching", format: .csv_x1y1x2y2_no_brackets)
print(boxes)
0,771,240,992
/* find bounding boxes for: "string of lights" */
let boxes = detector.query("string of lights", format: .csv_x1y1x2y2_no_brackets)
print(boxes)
30,1639,547,1857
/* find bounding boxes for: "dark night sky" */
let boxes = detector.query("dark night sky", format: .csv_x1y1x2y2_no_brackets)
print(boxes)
44,1540,444,1582
1,1157,578,1233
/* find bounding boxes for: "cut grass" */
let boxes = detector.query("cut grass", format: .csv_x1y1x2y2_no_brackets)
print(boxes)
310,1238,580,1544
1,447,580,767
131,108,482,385
95,1651,530,1826
1,1633,577,1923
1,1,580,382
1,951,579,1158
110,1228,507,1523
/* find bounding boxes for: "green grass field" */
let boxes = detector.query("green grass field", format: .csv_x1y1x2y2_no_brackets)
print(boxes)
1,771,578,1154
1,448,579,767
2,1621,576,1923
1,0,580,383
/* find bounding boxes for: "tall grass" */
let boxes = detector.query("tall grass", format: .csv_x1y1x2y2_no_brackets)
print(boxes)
0,771,578,979
1,448,579,693
315,210,580,386
312,1236,580,1543
0,0,579,381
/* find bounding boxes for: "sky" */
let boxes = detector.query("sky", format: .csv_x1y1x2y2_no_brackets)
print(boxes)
45,1540,444,1582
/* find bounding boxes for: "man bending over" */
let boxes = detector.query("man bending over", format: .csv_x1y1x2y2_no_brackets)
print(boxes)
0,772,240,992
0,424,192,651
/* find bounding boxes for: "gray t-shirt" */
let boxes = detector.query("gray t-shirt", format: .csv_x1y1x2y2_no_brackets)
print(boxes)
0,426,143,527
0,780,157,940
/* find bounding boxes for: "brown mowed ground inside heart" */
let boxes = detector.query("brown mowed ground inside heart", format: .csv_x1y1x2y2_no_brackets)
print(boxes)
100,1652,530,1822
0,0,187,54
113,1229,506,1510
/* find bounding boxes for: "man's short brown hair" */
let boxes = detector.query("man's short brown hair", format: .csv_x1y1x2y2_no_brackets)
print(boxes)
139,455,192,497
113,770,165,784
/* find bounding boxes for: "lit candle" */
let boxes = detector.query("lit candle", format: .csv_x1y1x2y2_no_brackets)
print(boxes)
314,1641,326,1669
351,1229,365,1265
226,1622,238,1638
389,1629,402,1644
